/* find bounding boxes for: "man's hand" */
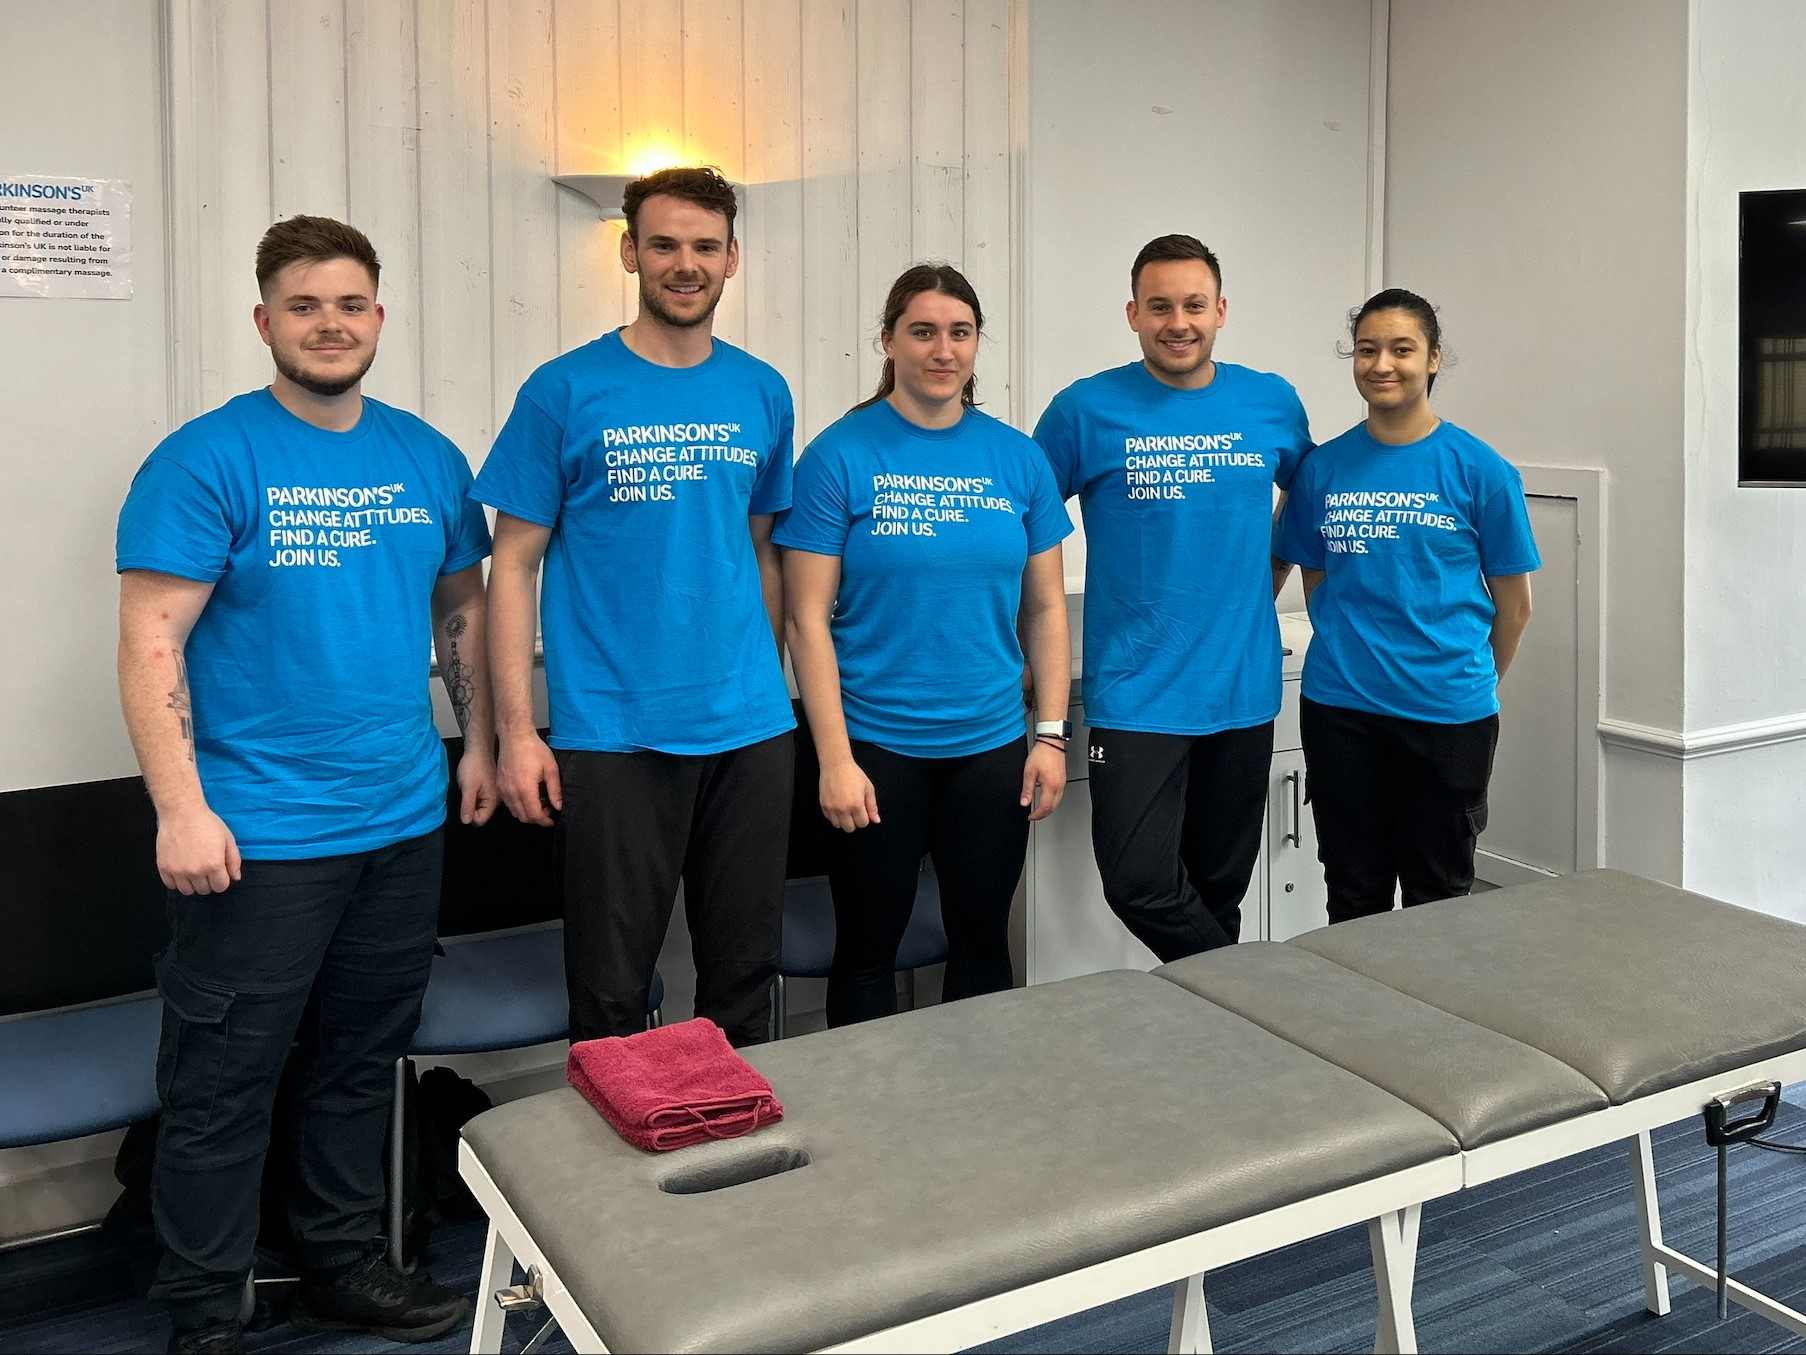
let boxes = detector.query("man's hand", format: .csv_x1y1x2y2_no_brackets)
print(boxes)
157,805,242,895
1021,741,1068,822
498,730,562,827
456,745,500,826
819,757,880,833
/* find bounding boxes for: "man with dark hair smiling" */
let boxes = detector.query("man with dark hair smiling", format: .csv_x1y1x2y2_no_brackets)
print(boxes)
1034,234,1313,963
477,166,795,1049
116,215,495,1353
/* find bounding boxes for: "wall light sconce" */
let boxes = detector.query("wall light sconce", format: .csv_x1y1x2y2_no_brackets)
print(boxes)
553,174,635,221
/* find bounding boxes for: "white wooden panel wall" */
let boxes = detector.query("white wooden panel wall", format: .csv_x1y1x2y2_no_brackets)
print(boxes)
167,0,1024,464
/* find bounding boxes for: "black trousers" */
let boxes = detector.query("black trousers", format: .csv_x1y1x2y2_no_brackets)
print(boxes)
150,829,443,1329
1087,722,1272,961
555,733,792,1047
826,739,1029,1027
1299,696,1500,923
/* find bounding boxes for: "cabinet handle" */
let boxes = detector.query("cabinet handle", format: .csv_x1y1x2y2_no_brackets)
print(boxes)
1284,770,1302,848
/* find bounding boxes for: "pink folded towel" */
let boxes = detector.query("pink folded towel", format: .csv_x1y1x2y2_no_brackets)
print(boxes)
566,1017,784,1152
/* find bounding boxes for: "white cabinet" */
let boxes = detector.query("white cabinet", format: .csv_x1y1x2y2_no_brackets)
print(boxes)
1024,612,1328,983
1266,742,1324,942
1024,781,1160,984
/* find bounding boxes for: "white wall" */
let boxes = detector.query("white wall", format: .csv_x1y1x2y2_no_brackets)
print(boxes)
165,0,1020,459
1384,0,1692,882
1679,0,1806,920
0,0,169,793
1024,0,1376,586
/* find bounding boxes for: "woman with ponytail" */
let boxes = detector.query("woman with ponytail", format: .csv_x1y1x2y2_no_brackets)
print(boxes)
776,264,1072,1026
1274,289,1538,923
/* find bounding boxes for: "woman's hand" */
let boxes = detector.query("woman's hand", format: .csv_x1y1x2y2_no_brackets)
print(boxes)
1020,740,1068,821
820,757,881,832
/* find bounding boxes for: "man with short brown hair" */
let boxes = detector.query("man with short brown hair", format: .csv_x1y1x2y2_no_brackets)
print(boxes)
478,167,795,1047
117,215,492,1353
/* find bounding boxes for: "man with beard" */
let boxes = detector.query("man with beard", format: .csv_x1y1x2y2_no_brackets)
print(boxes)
476,167,794,1046
1033,234,1313,961
116,216,495,1353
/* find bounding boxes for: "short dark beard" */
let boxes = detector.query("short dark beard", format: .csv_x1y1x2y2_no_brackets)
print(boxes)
273,345,374,397
638,275,723,330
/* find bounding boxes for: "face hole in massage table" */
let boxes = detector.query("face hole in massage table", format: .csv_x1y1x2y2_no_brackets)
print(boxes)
657,1146,812,1195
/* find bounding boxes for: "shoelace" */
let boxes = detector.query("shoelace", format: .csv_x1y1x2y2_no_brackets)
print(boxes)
341,1254,415,1305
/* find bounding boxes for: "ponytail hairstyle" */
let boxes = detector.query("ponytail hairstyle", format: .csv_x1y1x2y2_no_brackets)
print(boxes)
1343,287,1444,392
851,262,985,412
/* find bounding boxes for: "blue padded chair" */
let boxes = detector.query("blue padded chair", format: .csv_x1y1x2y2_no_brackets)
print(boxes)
387,922,663,1267
0,995,162,1154
772,864,947,1039
0,995,161,1252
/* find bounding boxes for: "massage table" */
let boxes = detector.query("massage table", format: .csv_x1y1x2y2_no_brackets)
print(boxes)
457,871,1806,1353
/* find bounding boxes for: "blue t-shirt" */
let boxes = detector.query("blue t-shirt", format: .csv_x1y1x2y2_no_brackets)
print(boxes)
1273,419,1542,723
473,331,796,754
1034,361,1312,735
116,389,492,859
774,401,1073,758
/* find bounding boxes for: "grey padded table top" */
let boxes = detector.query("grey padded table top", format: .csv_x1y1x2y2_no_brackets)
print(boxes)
463,969,1456,1354
1156,943,1608,1148
1291,870,1806,1103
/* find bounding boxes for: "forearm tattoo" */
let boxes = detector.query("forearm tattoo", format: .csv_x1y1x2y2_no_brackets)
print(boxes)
443,612,475,735
168,653,195,761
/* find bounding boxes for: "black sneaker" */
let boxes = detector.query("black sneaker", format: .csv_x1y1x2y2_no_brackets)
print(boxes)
293,1248,470,1343
167,1320,246,1354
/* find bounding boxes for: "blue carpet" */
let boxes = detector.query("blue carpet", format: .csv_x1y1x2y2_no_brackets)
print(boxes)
3,1091,1802,1353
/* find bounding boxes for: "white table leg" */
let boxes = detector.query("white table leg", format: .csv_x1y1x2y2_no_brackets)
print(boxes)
1627,1131,1673,1316
1168,1271,1212,1354
1369,1204,1421,1355
470,1221,516,1355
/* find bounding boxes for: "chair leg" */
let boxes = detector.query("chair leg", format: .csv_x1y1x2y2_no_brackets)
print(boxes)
387,1056,407,1273
772,973,788,1040
647,1005,662,1031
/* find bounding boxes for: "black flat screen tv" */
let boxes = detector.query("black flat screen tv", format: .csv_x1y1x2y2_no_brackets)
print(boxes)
1740,188,1806,485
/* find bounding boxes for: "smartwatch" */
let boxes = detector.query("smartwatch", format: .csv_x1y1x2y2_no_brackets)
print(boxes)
1034,719,1073,740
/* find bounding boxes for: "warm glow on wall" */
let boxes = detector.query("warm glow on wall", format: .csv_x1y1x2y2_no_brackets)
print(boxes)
624,144,684,177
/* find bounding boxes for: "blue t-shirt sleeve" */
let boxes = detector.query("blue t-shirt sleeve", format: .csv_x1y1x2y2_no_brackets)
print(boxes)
1475,462,1542,576
1023,451,1076,556
1273,380,1314,491
116,455,235,582
1273,465,1326,569
473,383,565,527
749,380,796,516
1031,397,1082,500
772,444,853,556
440,447,493,574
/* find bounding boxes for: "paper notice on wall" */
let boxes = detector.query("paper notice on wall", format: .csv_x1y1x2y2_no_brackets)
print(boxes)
0,176,132,299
